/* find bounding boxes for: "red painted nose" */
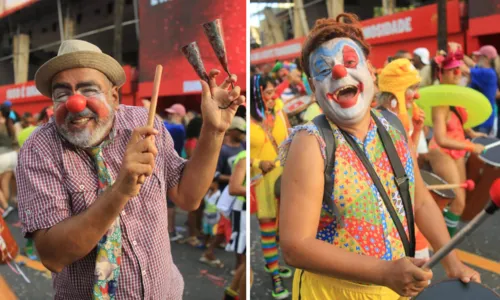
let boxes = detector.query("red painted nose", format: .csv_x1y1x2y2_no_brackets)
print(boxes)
413,92,420,99
332,64,347,80
66,94,87,113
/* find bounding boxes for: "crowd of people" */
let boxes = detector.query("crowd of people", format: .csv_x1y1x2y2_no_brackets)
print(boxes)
250,13,492,300
154,101,247,300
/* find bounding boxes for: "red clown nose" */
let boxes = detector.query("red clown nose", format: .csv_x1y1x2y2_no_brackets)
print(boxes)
413,92,420,99
66,94,87,113
332,64,348,80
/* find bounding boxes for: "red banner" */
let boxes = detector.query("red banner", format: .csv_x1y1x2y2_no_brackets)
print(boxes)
137,0,246,98
361,0,461,45
251,0,461,65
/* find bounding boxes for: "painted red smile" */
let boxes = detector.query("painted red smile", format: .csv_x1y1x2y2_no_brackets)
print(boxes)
327,83,364,109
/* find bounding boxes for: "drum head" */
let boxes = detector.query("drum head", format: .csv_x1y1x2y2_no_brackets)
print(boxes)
472,137,500,168
283,96,312,116
415,279,500,299
420,170,456,199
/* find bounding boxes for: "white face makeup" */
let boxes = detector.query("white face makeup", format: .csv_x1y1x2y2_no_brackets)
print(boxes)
309,38,375,125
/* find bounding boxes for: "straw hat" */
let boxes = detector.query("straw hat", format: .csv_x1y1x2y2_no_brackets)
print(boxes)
35,40,126,97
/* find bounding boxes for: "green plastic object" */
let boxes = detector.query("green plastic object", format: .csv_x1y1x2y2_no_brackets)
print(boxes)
416,84,492,129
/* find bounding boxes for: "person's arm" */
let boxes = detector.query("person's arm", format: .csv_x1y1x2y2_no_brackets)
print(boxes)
229,158,246,196
412,152,480,283
167,70,245,211
463,55,476,68
432,106,473,150
464,128,487,139
279,131,431,296
21,127,159,273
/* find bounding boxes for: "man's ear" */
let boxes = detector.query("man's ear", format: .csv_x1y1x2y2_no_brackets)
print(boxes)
111,86,120,109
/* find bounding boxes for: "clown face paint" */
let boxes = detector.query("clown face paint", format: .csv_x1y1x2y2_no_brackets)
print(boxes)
310,38,375,125
51,68,117,148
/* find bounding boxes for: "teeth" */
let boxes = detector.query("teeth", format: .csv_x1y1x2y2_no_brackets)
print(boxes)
72,118,90,124
335,85,357,97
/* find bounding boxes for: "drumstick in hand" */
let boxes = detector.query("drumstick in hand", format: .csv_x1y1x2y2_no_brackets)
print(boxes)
138,64,163,184
426,180,475,192
483,140,500,153
422,178,500,269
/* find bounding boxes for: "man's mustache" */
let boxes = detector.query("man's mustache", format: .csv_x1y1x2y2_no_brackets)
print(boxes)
65,107,98,122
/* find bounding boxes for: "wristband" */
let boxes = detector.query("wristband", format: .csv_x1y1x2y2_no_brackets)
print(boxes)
252,159,261,169
463,141,475,152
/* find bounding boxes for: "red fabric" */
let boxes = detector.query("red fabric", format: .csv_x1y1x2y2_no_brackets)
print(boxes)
250,185,258,215
216,215,232,243
185,138,197,151
275,80,307,98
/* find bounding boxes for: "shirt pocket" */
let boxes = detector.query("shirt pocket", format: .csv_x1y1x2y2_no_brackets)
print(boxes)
140,167,165,201
64,174,99,214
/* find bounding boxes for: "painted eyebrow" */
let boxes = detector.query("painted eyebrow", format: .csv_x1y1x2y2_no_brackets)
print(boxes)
52,81,102,91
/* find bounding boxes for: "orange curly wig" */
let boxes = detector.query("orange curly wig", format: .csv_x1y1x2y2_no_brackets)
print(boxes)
301,13,371,78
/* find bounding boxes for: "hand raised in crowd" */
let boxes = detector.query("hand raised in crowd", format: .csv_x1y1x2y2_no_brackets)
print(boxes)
381,257,433,297
200,69,246,134
412,108,425,131
114,126,159,198
259,160,276,174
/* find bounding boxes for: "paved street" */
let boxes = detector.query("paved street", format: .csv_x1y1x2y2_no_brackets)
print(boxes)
250,215,500,299
0,209,237,300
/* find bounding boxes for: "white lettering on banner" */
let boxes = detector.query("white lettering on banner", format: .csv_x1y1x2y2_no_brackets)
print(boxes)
150,0,168,6
183,80,202,93
6,84,41,100
251,43,302,63
362,17,413,39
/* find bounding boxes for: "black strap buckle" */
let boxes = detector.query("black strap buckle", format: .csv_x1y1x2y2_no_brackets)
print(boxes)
396,175,408,186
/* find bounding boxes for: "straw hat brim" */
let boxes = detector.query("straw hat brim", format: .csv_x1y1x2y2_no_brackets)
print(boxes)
35,51,126,97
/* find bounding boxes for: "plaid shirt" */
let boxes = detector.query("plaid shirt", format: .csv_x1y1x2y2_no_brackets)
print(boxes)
17,105,186,299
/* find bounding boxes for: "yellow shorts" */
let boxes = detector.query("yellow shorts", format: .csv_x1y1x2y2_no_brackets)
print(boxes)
293,269,408,300
254,166,282,219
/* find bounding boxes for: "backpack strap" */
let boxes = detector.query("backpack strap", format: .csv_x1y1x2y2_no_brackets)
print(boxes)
312,115,342,226
371,111,415,257
377,106,408,141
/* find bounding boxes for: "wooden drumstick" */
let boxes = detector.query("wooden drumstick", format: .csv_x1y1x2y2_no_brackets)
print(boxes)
426,180,475,192
422,179,500,269
138,65,163,184
483,140,500,152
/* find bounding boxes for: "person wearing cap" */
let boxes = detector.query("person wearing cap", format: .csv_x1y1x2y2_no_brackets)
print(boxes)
413,47,433,87
428,43,487,237
377,58,431,262
162,103,189,242
463,45,499,136
16,39,244,299
201,116,246,268
278,15,479,299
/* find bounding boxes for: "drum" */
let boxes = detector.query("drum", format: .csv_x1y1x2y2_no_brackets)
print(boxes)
0,216,18,263
283,95,313,126
463,137,500,221
420,170,456,211
415,279,500,299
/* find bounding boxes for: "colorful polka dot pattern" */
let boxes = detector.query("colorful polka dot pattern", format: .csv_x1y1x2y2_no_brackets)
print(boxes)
281,110,415,261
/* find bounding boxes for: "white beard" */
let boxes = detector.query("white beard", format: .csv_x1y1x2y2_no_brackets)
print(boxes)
56,102,115,148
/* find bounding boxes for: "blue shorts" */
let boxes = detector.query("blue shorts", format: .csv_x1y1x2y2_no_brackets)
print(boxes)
203,222,215,235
